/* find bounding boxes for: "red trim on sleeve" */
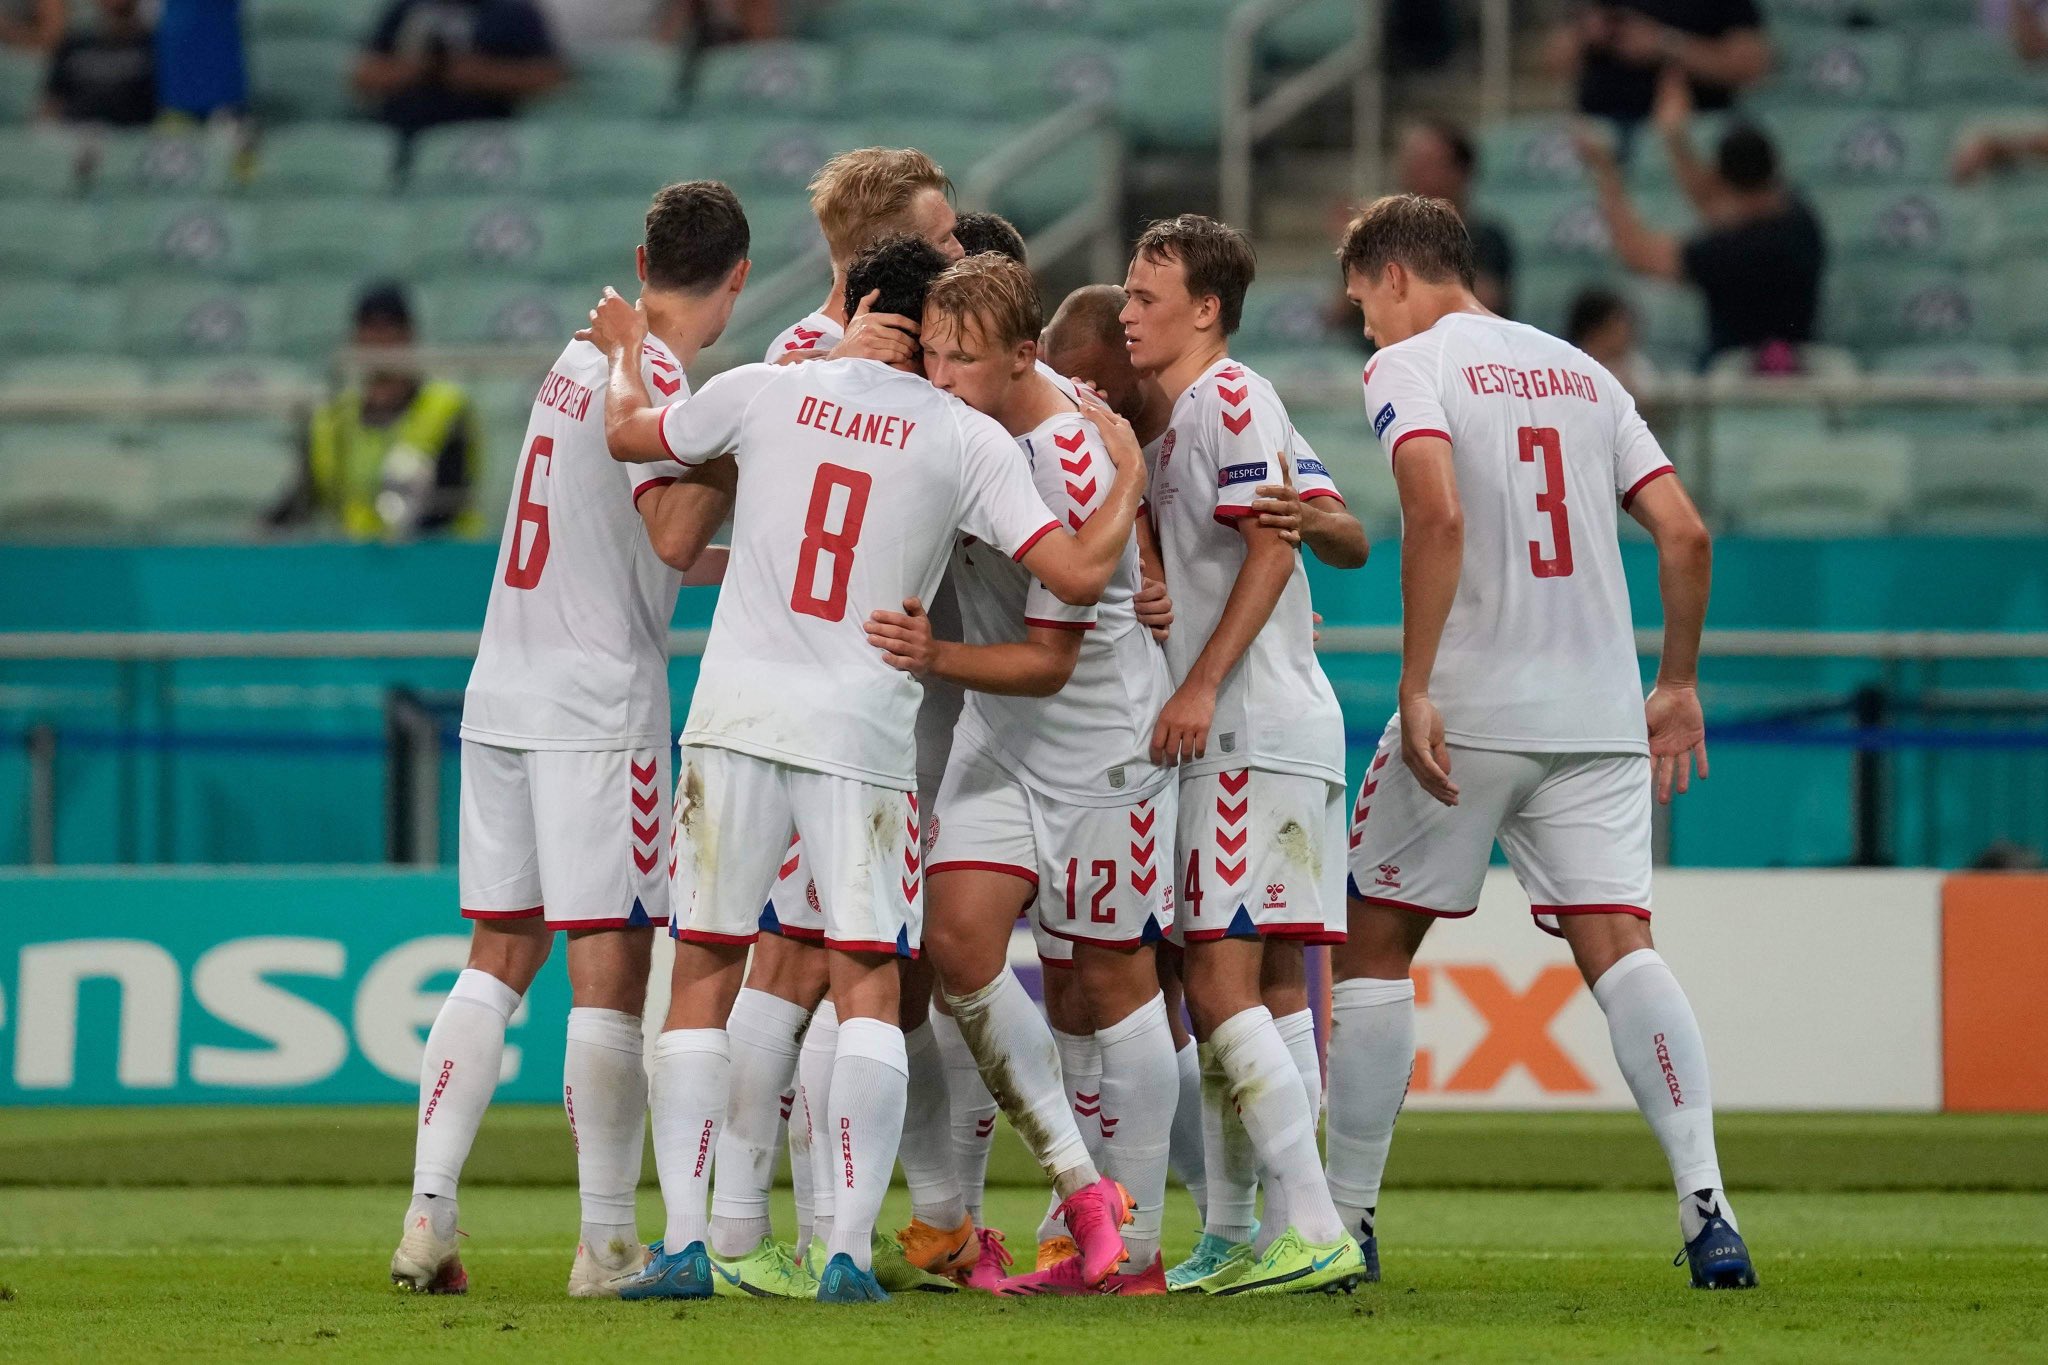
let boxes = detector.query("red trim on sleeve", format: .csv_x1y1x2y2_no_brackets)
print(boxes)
1023,616,1094,632
656,403,686,464
1010,519,1062,562
1389,428,1451,460
632,475,677,505
1620,465,1675,509
1212,503,1256,527
1299,488,1345,505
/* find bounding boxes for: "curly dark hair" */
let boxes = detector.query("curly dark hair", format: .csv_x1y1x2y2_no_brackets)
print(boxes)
843,232,951,323
644,180,750,293
952,211,1027,264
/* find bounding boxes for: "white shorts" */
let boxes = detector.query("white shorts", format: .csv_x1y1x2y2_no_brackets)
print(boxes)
671,744,920,956
458,739,668,930
1346,718,1654,938
1172,766,1347,946
926,743,1173,952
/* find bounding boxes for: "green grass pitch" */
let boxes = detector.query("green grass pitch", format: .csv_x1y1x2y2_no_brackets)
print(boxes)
2,1110,2045,1363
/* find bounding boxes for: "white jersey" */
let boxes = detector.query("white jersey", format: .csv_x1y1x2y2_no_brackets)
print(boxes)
1147,357,1346,785
952,405,1173,807
658,358,1067,789
1363,312,1673,754
767,311,842,360
461,337,686,750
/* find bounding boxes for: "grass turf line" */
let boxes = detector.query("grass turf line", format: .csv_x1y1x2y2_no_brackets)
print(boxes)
1,1186,2045,1363
5,1108,2047,1190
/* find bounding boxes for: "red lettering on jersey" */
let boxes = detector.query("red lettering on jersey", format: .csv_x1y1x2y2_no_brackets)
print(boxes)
535,369,597,421
797,399,916,449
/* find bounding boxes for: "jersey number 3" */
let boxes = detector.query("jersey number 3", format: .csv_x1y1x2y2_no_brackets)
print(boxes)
791,462,873,621
1517,425,1574,579
503,434,553,590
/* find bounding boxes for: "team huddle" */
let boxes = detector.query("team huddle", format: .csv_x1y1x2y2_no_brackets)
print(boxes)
389,146,1758,1304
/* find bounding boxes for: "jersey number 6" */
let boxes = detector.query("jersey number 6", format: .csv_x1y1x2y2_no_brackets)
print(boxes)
1517,425,1574,579
791,462,873,622
503,434,553,590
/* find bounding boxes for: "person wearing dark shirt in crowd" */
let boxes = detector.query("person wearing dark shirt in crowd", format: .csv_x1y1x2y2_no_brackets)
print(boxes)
1,0,64,51
1579,71,1823,366
353,0,565,140
1548,0,1770,135
1397,119,1515,316
41,0,156,126
269,284,482,540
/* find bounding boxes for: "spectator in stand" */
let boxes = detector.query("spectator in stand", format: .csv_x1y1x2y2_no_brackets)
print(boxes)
1993,0,2048,62
1953,123,2048,181
533,0,687,51
155,0,247,122
353,0,565,141
0,0,63,51
1547,0,1770,143
40,0,156,126
269,284,482,540
1395,118,1516,317
1566,285,1656,397
1578,71,1824,367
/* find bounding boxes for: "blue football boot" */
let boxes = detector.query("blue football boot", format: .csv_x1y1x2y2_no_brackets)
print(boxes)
816,1251,891,1303
618,1238,714,1300
1676,1196,1758,1290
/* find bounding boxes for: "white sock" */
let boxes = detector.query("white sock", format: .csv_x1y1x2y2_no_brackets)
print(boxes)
1210,1006,1343,1244
412,968,522,1201
1169,1037,1207,1222
649,1028,728,1252
799,999,840,1248
1043,1028,1105,1241
901,1020,968,1228
1197,1040,1258,1243
933,1008,998,1224
945,973,1096,1190
1096,994,1176,1268
824,1017,909,1271
1259,1008,1322,1252
709,988,806,1258
1591,949,1733,1238
785,1084,813,1255
1324,976,1414,1243
564,1006,647,1247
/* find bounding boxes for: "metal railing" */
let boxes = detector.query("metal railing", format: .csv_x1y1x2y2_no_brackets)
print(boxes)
961,102,1127,288
1221,0,1386,232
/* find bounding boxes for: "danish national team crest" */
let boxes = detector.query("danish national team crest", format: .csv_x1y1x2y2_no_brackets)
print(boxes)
1157,429,1175,467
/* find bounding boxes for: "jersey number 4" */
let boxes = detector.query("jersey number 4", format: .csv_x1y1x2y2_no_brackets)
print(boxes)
791,462,872,622
1517,425,1574,579
503,434,553,590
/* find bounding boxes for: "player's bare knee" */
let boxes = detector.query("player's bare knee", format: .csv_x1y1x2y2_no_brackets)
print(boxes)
1181,938,1263,1035
665,939,748,1029
744,932,830,1007
465,919,551,995
1333,898,1429,982
565,925,652,1014
1042,964,1094,1034
1074,944,1158,1027
830,950,902,1023
1561,912,1656,987
897,957,934,1030
1259,940,1309,1016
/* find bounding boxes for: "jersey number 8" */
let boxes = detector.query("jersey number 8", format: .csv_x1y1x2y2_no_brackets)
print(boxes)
791,462,872,622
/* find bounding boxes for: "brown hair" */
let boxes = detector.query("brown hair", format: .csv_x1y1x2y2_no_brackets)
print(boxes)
925,252,1044,349
807,147,952,263
1337,193,1476,288
1132,213,1256,334
643,180,750,292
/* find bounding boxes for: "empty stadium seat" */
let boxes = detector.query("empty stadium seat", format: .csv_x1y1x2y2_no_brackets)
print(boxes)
1917,30,2048,104
0,428,155,532
155,355,320,400
1910,434,2048,531
1627,280,1709,363
1483,188,1690,268
1765,29,1911,107
546,121,720,195
1262,0,1361,64
989,35,1133,119
124,282,285,358
533,44,682,118
0,284,120,355
1233,346,1367,412
247,39,362,121
275,278,361,359
1836,267,2008,347
89,129,237,198
1718,429,1913,535
1872,343,2021,379
257,198,410,278
408,198,582,279
998,124,1117,232
1236,274,1351,349
691,40,841,118
1772,109,1951,186
1120,29,1226,152
806,0,992,42
693,117,870,195
405,121,557,197
1989,182,2048,252
564,195,657,281
1817,186,1998,265
0,47,41,121
1477,116,1590,192
0,202,105,280
246,0,385,41
416,281,591,346
245,123,400,198
0,356,151,410
842,38,998,118
0,127,82,195
151,422,301,533
734,192,828,271
100,199,262,280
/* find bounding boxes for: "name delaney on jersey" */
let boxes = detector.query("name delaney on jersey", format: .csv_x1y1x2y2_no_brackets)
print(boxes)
795,395,918,449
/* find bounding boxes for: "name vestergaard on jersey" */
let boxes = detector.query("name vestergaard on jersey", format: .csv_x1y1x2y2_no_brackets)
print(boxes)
795,394,919,450
1460,361,1603,404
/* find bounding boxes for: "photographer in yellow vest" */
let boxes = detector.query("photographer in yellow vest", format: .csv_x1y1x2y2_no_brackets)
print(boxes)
270,283,482,539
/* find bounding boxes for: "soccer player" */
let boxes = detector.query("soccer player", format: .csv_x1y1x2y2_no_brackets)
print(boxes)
587,233,1147,1304
1326,193,1755,1290
863,254,1180,1295
388,181,752,1299
1119,214,1367,1295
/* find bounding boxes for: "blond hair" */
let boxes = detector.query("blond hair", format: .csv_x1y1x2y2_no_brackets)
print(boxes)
925,253,1043,349
807,147,952,263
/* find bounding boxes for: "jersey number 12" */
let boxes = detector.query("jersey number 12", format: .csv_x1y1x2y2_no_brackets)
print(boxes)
791,462,872,621
1517,426,1574,579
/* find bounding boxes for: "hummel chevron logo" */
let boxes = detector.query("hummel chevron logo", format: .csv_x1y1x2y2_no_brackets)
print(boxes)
1129,838,1154,864
1131,867,1157,894
1216,383,1247,406
634,849,659,874
778,855,801,880
1215,797,1248,824
1218,770,1249,795
1053,428,1087,453
1066,477,1098,505
1215,858,1246,884
1130,807,1155,836
1221,409,1252,435
630,759,656,784
631,788,658,815
1059,453,1091,476
1216,828,1246,856
633,818,658,846
783,325,824,352
651,370,681,397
